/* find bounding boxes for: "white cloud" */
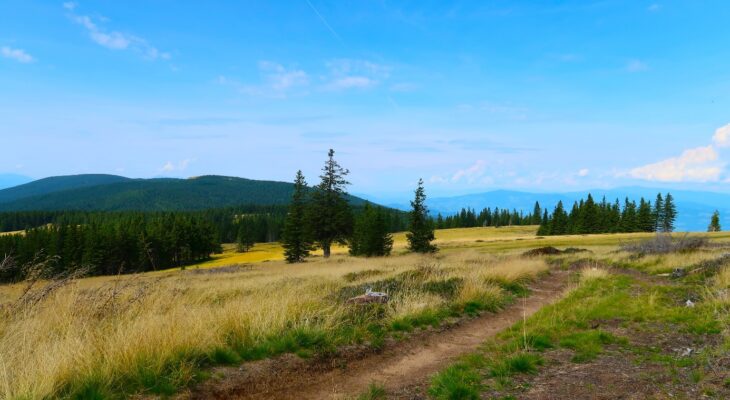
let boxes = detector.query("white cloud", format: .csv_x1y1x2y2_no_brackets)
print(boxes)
629,145,722,182
647,3,661,12
160,158,194,173
625,59,649,72
66,6,169,59
712,123,730,148
452,160,487,183
578,168,590,177
1,46,34,63
327,76,375,90
258,61,308,91
323,59,390,91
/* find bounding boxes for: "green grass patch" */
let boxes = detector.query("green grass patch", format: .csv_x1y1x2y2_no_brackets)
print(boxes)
356,382,387,400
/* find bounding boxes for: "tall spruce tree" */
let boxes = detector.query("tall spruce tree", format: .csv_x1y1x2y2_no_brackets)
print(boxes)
307,149,353,258
282,170,313,263
349,202,394,257
654,193,665,232
708,210,721,232
549,201,569,235
637,198,655,232
532,202,542,225
407,178,437,253
663,193,677,233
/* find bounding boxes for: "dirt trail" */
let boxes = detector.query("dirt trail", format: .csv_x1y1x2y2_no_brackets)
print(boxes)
189,270,570,400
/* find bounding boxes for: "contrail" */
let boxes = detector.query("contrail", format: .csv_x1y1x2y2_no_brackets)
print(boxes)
305,0,344,44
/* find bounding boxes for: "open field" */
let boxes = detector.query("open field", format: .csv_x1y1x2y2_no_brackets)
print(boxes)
1,227,730,399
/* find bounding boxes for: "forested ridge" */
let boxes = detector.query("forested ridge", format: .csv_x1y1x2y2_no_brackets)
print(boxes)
0,175,367,211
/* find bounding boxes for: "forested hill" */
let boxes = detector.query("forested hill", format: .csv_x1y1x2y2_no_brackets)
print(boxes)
0,174,130,204
0,174,368,211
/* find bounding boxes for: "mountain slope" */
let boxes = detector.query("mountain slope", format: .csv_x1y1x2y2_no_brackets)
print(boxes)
0,175,367,211
0,174,131,204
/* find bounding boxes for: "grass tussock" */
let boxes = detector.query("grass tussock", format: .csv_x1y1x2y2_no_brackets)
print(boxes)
0,250,547,399
580,265,611,283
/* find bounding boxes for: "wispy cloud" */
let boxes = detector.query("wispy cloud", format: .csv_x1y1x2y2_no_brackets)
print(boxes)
578,168,590,177
322,59,390,91
647,3,661,12
160,158,194,173
625,59,649,73
65,3,169,60
219,61,309,98
1,46,34,63
451,160,487,183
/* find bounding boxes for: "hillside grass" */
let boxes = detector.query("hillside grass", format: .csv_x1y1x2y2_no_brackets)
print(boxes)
0,227,553,399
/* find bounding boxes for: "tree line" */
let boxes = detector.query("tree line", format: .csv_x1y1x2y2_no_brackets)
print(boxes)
0,213,221,282
281,149,437,262
435,207,538,229
537,193,677,235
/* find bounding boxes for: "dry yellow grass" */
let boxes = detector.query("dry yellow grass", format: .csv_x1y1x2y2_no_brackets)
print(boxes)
0,245,548,399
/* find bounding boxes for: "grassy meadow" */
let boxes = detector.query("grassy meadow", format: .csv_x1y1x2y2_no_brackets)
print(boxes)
0,226,549,399
2,226,730,399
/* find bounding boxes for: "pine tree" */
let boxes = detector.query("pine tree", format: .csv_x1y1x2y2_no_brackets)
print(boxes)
307,149,354,258
663,193,677,233
654,193,665,232
708,210,721,232
532,202,542,225
349,202,394,257
282,170,313,263
407,178,437,253
637,198,655,232
549,201,569,235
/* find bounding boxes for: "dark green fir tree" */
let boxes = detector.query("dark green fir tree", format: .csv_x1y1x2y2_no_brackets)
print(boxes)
349,202,394,257
406,178,437,253
282,170,314,263
307,149,353,258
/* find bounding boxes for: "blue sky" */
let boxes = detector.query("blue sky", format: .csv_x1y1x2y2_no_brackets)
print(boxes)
1,1,729,200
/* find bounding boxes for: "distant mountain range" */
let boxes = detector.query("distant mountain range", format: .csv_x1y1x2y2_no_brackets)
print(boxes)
0,174,366,211
1,175,727,231
387,187,730,232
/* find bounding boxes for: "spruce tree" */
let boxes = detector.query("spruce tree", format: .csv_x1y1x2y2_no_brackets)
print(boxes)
549,201,568,235
637,198,654,232
654,193,665,232
532,202,542,225
307,149,354,258
663,193,677,233
407,178,437,253
708,210,721,232
349,202,394,257
282,170,313,263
